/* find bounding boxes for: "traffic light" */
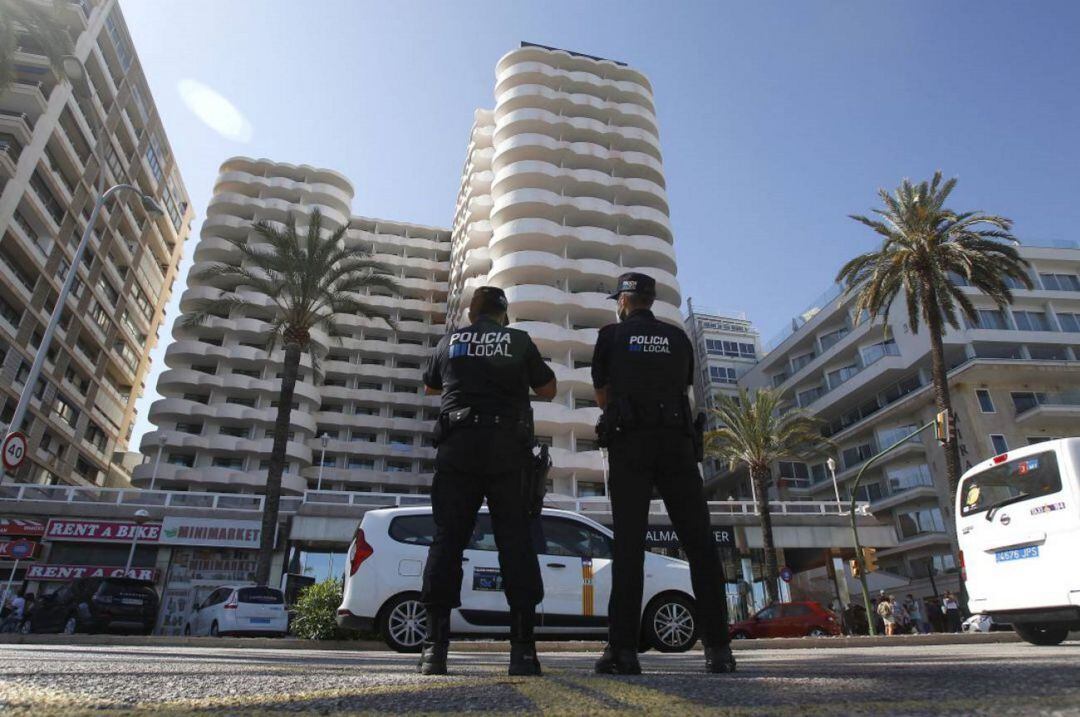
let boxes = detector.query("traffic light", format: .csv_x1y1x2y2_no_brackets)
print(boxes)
863,547,879,573
935,409,952,445
849,559,862,578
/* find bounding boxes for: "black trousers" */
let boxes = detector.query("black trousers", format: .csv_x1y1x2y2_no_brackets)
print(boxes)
421,426,543,611
607,427,730,649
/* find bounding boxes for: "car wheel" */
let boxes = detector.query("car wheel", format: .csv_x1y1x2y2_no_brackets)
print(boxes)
380,593,427,653
643,593,698,653
210,621,220,637
1015,624,1069,646
731,631,750,640
807,627,827,638
63,615,78,635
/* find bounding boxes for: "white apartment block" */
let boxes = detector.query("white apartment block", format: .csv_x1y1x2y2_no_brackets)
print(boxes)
737,242,1080,596
133,158,448,494
683,301,761,487
0,0,192,487
449,43,683,498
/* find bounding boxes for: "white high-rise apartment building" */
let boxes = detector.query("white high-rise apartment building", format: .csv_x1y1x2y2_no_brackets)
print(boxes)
134,158,448,493
450,43,682,498
0,0,192,487
737,242,1080,596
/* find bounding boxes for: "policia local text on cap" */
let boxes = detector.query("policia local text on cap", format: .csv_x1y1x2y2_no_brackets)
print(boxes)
592,272,737,675
418,286,557,676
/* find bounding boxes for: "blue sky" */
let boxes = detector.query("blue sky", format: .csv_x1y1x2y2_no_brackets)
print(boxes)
123,0,1080,445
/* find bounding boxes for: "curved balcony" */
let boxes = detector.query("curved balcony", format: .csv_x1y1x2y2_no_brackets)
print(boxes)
199,215,252,243
139,429,313,465
491,188,672,242
493,107,661,161
534,400,602,437
509,320,599,355
489,218,676,274
132,461,309,495
496,46,653,94
219,156,353,197
548,447,606,474
213,169,353,211
494,57,654,110
489,251,680,307
147,397,319,435
207,191,350,231
491,159,668,214
494,82,658,136
492,132,664,185
155,368,323,407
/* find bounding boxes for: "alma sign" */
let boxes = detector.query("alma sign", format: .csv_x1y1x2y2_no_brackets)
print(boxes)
26,564,159,581
44,519,161,543
644,525,734,549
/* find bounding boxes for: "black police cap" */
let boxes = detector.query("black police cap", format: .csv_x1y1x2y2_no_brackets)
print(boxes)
607,272,657,300
472,286,509,311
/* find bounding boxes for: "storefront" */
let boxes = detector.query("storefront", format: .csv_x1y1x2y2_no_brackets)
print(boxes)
33,518,164,595
0,518,45,599
155,517,263,635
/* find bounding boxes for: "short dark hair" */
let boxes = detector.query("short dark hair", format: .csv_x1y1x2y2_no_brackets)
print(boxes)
470,292,507,320
622,293,654,311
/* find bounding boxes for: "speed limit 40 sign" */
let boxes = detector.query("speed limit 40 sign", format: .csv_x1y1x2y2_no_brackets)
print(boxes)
2,431,28,471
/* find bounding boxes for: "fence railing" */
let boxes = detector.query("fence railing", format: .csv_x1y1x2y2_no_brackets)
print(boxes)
0,484,867,519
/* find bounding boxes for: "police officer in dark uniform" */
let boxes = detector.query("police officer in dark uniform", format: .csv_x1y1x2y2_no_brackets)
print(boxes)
592,272,736,675
419,286,557,676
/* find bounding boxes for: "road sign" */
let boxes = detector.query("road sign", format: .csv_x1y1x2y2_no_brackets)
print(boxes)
8,540,33,560
779,566,793,583
1,432,27,471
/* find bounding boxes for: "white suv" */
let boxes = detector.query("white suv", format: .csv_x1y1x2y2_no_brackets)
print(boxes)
337,506,700,652
183,585,288,637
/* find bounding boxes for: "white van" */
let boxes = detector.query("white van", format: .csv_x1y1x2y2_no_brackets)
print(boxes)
956,437,1080,646
336,506,700,652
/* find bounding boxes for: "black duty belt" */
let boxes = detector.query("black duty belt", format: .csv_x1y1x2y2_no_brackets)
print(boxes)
441,407,520,429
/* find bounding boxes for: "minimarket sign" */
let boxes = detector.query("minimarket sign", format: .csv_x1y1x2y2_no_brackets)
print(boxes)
159,517,262,549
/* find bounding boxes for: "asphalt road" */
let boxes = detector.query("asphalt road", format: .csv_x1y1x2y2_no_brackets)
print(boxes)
0,641,1078,716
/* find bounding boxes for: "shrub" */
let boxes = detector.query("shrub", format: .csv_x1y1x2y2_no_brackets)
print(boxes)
291,578,357,640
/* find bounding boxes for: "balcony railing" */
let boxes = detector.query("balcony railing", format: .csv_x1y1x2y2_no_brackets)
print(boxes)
1015,390,1080,417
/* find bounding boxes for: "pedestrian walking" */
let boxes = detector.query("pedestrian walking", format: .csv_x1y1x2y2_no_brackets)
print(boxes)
943,591,963,633
905,594,929,634
418,286,557,676
0,590,26,633
591,272,735,675
877,595,897,636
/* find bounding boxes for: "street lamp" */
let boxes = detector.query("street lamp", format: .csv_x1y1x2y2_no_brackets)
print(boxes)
148,433,167,491
316,433,329,491
826,457,843,512
123,509,151,578
0,56,164,487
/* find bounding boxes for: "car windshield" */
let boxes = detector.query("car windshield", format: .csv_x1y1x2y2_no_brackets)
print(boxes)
237,587,283,604
960,450,1062,517
389,514,435,546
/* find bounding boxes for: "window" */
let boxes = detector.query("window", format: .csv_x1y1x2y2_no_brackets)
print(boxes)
52,393,79,428
354,405,379,416
391,383,415,394
30,172,64,223
175,422,203,435
826,363,859,389
885,464,934,493
797,385,825,407
861,339,899,365
105,8,133,70
398,360,421,370
113,340,139,372
317,454,336,468
841,442,874,470
183,393,210,405
1010,392,1045,415
1027,436,1054,445
193,364,217,375
350,432,376,443
574,398,598,409
819,326,850,351
104,139,124,180
896,508,945,539
167,453,195,467
232,368,261,378
96,275,120,306
709,366,737,384
972,309,1009,330
389,514,436,546
322,403,344,413
960,450,1060,517
357,382,382,391
347,457,375,470
539,517,611,559
1012,310,1051,332
218,426,250,438
386,460,412,473
777,461,810,486
706,340,757,358
145,137,164,183
211,457,245,470
990,434,1009,455
392,409,417,419
84,422,108,453
1039,273,1080,292
576,482,605,497
225,396,256,407
576,439,599,452
790,352,816,372
975,389,995,413
389,434,413,447
0,293,20,327
1056,313,1080,332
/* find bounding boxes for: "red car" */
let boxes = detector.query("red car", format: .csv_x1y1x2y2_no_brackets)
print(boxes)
729,601,840,639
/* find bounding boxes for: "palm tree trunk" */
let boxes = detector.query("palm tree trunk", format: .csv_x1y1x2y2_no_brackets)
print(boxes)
254,341,302,586
923,290,962,497
752,467,780,605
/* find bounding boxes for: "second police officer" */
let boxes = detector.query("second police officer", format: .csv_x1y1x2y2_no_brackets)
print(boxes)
591,272,736,675
419,286,557,676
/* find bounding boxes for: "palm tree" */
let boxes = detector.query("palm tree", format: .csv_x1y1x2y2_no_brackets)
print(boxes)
181,208,397,585
1,0,72,93
707,387,829,605
837,172,1031,496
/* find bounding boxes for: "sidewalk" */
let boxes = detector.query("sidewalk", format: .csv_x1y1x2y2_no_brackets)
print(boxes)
0,631,1018,652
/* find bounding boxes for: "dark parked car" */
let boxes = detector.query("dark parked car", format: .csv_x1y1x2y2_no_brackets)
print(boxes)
22,577,159,635
729,601,841,639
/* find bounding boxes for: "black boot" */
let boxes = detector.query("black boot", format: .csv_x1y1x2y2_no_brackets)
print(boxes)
508,608,542,676
705,644,736,674
417,607,449,676
594,645,641,675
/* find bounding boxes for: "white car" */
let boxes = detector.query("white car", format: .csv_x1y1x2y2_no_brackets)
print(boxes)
337,506,700,653
184,585,288,637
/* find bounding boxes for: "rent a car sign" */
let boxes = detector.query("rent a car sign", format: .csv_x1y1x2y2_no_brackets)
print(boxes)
44,519,161,543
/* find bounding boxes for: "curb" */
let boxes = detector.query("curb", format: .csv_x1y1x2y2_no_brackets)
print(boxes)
0,631,1018,652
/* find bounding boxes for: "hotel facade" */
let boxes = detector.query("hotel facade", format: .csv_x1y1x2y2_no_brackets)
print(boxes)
0,0,192,488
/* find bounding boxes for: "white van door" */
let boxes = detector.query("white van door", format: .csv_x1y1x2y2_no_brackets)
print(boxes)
536,515,611,634
458,514,510,629
958,444,1079,614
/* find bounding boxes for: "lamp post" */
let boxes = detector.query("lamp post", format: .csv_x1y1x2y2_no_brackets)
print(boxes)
316,433,329,491
826,457,842,512
123,509,151,578
0,56,164,487
148,433,167,491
